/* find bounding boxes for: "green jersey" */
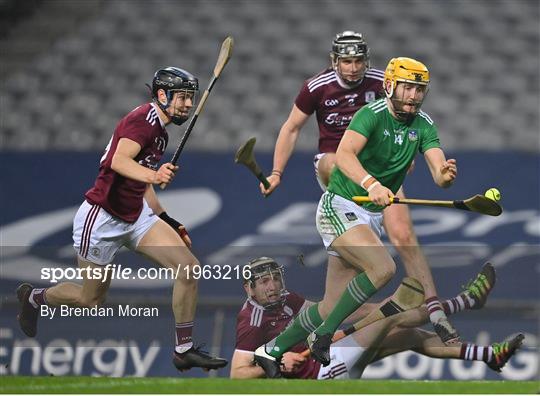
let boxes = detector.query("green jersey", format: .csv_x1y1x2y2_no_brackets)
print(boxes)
328,98,441,212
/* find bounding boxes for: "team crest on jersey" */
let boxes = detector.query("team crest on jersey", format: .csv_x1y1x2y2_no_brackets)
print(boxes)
365,91,376,103
408,130,418,141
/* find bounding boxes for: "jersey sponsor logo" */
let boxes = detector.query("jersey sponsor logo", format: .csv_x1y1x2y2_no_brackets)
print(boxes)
383,129,391,139
324,98,339,107
325,112,353,127
365,91,376,102
408,130,418,142
345,94,358,106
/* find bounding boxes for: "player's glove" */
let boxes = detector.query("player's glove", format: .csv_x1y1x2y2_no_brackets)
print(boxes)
159,212,190,240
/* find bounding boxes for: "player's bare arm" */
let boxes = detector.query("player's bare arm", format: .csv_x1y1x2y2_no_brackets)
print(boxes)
144,184,165,214
111,138,178,185
144,185,192,248
336,130,393,206
261,105,310,195
230,351,265,379
424,147,457,188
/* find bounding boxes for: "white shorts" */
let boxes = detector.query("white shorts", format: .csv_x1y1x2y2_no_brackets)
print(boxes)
317,335,365,380
316,191,383,257
72,200,159,265
313,153,327,192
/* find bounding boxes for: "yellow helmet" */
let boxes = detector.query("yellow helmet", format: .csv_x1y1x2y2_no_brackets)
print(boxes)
384,57,430,97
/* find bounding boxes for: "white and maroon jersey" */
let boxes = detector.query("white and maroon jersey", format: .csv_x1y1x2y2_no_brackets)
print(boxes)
295,67,384,153
85,103,168,222
235,292,321,379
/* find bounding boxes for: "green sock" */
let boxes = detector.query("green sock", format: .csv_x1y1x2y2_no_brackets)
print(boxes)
315,272,377,336
269,303,323,358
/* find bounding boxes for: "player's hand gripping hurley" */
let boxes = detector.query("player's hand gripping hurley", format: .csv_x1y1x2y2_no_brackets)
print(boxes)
160,36,234,189
352,194,502,216
300,277,425,357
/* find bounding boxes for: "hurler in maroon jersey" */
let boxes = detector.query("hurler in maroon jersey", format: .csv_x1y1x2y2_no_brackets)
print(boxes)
259,31,460,347
231,258,522,380
16,67,228,372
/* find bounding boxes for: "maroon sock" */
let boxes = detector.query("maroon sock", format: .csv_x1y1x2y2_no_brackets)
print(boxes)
29,288,48,308
175,321,194,354
442,293,472,315
426,296,445,323
460,343,493,362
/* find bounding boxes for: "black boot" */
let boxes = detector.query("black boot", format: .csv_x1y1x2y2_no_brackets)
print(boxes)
16,283,39,337
173,345,228,371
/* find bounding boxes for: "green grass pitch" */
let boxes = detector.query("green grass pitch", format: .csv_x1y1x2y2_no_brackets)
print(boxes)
0,377,539,394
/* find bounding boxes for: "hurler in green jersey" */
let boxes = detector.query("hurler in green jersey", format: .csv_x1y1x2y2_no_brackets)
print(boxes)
255,57,460,374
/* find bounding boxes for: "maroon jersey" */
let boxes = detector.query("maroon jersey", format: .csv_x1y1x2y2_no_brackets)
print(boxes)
235,292,321,379
295,67,384,153
85,103,168,222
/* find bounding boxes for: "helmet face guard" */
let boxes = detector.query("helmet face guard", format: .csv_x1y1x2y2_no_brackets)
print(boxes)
243,257,287,309
330,31,370,86
151,67,199,125
384,57,430,122
164,88,199,125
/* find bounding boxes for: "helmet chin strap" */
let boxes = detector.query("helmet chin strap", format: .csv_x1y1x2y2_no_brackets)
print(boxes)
170,114,188,126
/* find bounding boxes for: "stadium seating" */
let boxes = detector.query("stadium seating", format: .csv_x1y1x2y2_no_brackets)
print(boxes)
1,0,538,151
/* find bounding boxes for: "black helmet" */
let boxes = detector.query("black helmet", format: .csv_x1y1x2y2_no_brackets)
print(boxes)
243,257,288,309
330,31,370,86
150,67,199,125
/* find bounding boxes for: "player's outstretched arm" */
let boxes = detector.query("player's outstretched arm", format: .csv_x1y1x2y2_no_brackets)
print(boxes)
424,147,457,188
230,350,265,379
261,105,310,195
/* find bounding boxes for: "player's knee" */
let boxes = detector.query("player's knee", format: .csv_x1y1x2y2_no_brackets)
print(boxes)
374,261,396,285
176,258,200,285
387,224,417,247
78,294,106,308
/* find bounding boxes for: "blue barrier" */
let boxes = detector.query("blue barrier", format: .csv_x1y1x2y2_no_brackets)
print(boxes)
0,151,538,379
